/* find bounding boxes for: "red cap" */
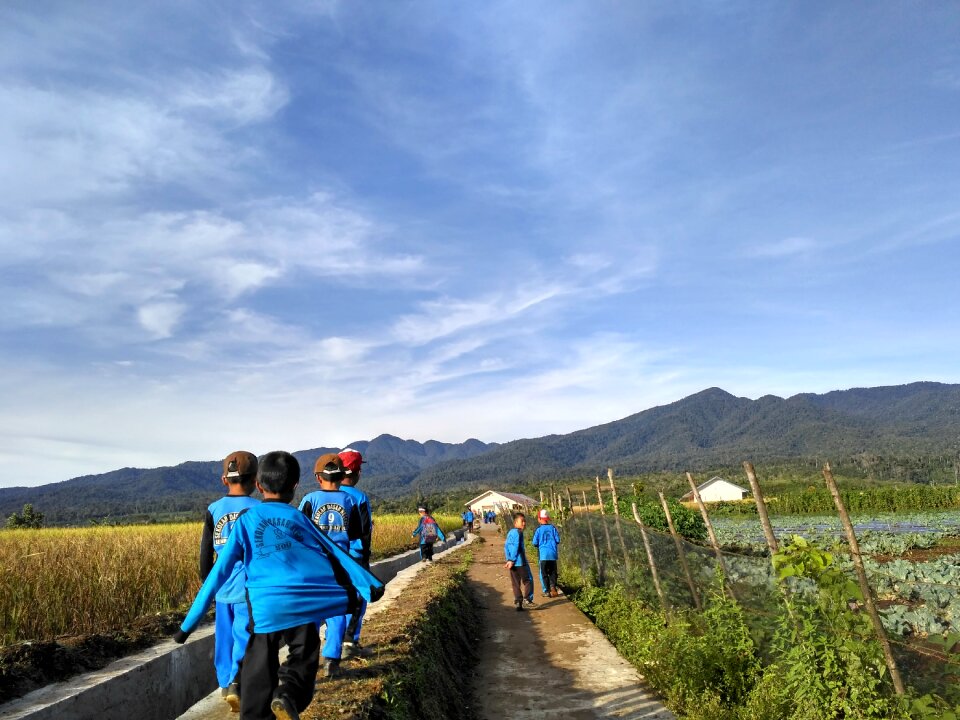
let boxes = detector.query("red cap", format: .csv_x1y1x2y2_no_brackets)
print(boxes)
538,509,550,522
338,448,365,476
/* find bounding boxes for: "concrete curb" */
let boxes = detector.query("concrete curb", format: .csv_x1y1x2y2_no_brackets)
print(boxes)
0,530,474,720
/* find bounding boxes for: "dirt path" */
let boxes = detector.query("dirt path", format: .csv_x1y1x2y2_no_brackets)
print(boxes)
469,524,673,720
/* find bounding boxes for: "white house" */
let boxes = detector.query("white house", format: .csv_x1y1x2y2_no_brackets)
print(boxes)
465,490,539,517
681,477,750,503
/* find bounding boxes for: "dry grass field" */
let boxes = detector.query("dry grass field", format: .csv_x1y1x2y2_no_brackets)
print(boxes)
0,513,460,644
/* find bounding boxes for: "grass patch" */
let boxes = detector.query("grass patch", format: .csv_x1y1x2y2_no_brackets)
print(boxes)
303,551,480,720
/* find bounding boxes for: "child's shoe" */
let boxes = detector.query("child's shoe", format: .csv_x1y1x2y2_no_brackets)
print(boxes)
222,683,240,713
515,599,524,611
550,587,560,597
343,640,363,657
270,694,299,720
322,658,341,678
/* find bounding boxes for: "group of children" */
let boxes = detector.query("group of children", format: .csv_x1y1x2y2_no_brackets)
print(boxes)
175,448,379,720
503,508,562,610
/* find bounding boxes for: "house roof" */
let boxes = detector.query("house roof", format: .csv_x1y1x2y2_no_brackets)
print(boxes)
680,476,749,500
464,489,538,507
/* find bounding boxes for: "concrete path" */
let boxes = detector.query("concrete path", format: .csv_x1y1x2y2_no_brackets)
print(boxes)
470,524,673,719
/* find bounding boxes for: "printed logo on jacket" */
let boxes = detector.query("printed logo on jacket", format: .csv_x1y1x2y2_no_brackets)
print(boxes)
312,502,347,533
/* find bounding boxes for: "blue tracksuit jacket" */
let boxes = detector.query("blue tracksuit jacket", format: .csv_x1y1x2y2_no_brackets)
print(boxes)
504,528,529,567
531,523,561,561
200,495,261,603
412,515,446,544
340,484,372,563
179,500,383,635
299,488,362,553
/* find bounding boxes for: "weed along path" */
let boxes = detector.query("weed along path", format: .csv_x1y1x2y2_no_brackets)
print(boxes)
469,524,673,720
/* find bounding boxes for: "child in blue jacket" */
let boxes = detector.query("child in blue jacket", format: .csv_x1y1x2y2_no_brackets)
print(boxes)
531,508,561,597
175,451,383,720
503,512,534,610
299,453,364,679
198,450,261,711
412,505,446,562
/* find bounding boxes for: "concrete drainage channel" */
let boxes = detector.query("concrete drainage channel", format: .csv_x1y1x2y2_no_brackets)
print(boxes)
0,530,475,720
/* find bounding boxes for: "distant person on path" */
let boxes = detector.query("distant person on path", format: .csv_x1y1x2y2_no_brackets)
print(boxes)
299,453,364,679
412,505,445,562
174,451,383,720
531,508,561,598
504,511,534,611
462,508,475,533
199,450,261,712
337,448,372,657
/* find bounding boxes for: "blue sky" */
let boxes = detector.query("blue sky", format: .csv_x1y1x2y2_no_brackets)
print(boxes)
2,2,959,488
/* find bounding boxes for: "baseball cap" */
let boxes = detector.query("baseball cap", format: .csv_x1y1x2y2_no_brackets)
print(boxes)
339,448,365,476
538,509,550,520
223,451,258,479
314,453,345,481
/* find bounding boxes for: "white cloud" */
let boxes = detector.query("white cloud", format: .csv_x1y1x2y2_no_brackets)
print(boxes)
746,237,818,259
137,300,186,339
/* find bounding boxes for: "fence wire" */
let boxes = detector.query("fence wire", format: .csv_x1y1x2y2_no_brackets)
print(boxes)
560,512,960,702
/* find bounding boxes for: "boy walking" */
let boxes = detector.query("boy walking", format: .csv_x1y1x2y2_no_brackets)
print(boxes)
531,508,561,598
412,505,446,562
298,453,363,678
174,451,383,720
337,448,372,656
503,512,534,611
199,450,261,712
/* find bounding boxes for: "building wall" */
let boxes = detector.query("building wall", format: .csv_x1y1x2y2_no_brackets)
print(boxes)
699,482,746,503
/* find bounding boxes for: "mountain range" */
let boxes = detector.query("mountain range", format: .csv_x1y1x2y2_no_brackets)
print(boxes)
3,381,959,525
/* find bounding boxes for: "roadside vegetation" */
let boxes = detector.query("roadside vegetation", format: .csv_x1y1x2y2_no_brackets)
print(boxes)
0,513,460,645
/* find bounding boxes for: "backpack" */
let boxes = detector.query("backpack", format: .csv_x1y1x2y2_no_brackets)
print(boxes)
422,516,439,542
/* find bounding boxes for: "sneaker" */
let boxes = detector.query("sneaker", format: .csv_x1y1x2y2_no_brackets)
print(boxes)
525,598,535,606
541,592,550,598
222,683,240,713
515,601,524,611
550,588,560,598
322,658,340,679
343,641,363,657
270,695,299,720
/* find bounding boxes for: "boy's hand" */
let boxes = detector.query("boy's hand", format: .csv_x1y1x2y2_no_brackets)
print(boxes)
173,629,189,644
504,561,513,569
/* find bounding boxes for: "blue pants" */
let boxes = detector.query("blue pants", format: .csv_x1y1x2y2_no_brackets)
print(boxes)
214,600,250,688
322,615,347,660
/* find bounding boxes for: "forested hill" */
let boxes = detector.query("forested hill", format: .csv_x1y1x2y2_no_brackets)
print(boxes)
409,382,960,493
4,382,960,525
0,434,496,525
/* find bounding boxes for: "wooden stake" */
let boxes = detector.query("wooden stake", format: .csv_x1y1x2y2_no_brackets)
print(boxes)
595,476,605,514
743,462,779,556
594,475,613,552
565,487,573,512
632,502,667,613
582,489,604,584
823,462,905,696
686,472,735,599
658,491,701,611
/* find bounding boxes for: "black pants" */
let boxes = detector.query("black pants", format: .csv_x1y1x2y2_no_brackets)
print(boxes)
419,542,435,561
240,622,320,720
509,565,533,604
539,560,558,593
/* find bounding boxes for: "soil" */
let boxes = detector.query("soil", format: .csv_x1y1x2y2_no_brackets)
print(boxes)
0,611,185,705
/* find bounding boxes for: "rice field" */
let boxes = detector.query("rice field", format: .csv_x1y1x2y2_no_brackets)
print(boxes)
0,512,460,644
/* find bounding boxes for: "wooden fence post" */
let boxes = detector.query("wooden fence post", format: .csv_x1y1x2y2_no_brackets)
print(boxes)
686,472,735,600
607,468,633,573
822,462,905,696
582,489,604,584
658,490,701,611
565,487,574,513
632,502,667,614
595,475,614,553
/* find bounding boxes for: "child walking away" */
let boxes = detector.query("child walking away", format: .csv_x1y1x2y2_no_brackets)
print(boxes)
504,512,534,611
337,448,372,658
199,451,261,712
299,453,364,679
412,505,445,562
174,451,383,720
531,508,561,598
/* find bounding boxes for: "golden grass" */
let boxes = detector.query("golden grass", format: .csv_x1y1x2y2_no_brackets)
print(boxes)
0,513,461,644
